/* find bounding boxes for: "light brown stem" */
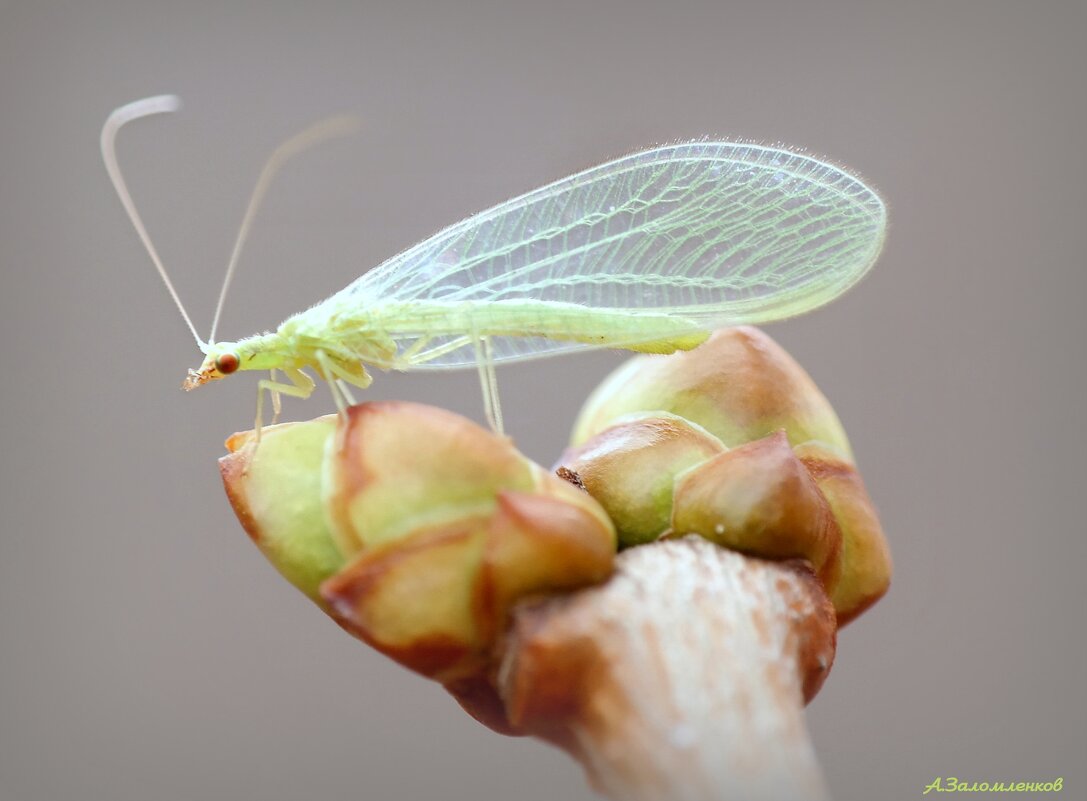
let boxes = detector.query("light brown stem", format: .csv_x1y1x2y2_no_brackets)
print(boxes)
497,537,837,801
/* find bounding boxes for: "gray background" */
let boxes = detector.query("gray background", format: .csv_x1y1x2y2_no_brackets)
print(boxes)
2,1,1084,799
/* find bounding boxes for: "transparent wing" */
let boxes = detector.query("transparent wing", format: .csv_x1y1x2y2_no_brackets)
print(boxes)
334,141,885,368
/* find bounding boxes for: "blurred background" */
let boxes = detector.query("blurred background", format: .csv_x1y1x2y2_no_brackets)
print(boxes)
2,1,1084,799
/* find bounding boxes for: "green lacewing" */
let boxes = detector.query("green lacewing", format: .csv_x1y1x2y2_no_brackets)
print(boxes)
103,96,885,435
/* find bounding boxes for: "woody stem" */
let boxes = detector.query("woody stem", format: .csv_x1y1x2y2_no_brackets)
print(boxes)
497,536,837,801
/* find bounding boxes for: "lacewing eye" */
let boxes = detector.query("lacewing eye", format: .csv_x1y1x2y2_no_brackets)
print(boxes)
215,353,240,374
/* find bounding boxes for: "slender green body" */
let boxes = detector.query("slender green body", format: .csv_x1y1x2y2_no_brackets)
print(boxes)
218,300,711,390
369,299,708,351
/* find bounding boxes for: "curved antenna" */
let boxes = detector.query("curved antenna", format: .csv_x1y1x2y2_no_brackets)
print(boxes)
101,95,205,348
208,114,363,344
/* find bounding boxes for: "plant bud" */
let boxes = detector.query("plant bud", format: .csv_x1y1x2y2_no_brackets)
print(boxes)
669,431,842,590
558,327,890,625
321,403,537,555
558,413,725,547
794,441,892,625
221,416,344,606
572,326,854,461
220,402,616,687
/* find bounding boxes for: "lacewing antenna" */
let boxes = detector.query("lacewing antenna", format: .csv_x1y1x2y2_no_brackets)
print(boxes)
101,95,206,349
208,115,363,344
102,96,362,348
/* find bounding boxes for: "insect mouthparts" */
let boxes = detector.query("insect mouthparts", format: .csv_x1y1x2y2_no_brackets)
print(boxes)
182,368,209,392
